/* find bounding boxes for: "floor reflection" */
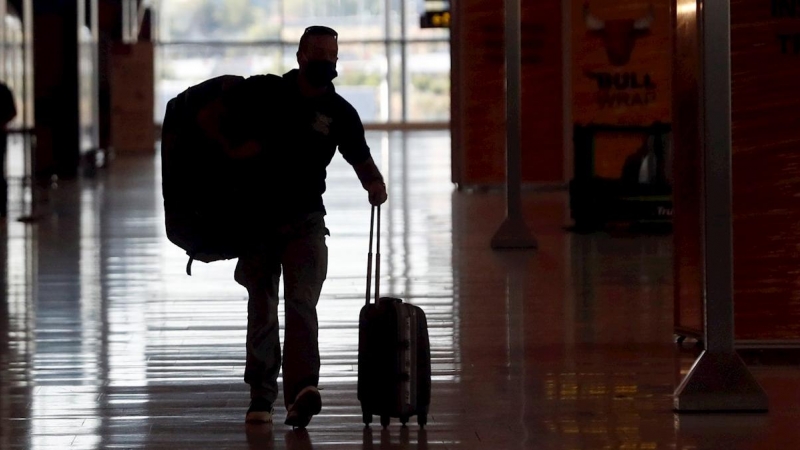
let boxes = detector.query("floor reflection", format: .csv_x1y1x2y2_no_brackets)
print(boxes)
361,426,429,450
284,429,314,450
1,131,800,449
245,423,275,449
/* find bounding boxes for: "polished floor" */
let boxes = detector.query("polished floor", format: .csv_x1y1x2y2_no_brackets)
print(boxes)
2,131,800,449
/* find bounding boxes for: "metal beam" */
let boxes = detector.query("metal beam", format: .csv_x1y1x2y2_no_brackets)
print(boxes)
490,0,537,250
673,0,768,412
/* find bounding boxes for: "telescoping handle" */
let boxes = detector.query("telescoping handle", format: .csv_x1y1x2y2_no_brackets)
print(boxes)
365,205,381,305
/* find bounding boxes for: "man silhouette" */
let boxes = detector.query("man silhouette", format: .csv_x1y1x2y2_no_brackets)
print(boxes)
233,26,387,428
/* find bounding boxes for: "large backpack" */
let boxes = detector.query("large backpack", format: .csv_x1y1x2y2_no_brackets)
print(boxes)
161,74,282,275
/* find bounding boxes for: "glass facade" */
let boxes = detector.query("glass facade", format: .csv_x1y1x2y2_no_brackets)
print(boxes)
3,3,34,186
2,8,32,130
153,0,450,125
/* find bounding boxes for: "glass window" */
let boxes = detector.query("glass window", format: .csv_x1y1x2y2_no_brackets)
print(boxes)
333,42,387,123
155,0,449,124
406,41,449,122
2,14,26,130
158,0,282,42
155,43,283,120
282,0,385,42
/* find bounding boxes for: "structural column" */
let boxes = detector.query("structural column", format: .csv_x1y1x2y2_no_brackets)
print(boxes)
33,2,81,179
672,0,767,412
33,0,100,179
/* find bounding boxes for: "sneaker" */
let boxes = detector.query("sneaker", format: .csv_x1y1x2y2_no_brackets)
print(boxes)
284,386,321,428
246,398,274,423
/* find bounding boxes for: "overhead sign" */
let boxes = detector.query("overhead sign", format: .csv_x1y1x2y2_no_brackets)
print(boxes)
419,1,450,29
420,10,451,29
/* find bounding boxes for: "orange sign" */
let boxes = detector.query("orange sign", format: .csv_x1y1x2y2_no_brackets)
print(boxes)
572,0,672,125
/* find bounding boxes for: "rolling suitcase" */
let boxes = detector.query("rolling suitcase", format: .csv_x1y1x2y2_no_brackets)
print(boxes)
358,205,432,428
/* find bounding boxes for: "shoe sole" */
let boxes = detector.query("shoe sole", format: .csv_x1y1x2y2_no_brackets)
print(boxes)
245,410,273,423
284,388,321,428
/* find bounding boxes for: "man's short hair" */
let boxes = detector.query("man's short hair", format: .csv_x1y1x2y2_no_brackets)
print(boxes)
298,25,339,53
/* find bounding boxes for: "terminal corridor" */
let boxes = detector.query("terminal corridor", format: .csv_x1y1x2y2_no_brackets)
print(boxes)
2,132,800,449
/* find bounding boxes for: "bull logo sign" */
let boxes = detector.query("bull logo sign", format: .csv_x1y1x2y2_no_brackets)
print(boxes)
583,2,654,66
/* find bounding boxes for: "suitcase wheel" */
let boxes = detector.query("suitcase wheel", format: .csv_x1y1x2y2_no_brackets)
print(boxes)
380,415,390,428
418,413,427,428
362,412,373,425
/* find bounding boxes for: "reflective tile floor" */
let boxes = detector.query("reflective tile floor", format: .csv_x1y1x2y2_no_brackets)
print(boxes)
2,130,800,449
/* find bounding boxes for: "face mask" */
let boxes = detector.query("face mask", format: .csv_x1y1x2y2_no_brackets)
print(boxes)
305,60,338,87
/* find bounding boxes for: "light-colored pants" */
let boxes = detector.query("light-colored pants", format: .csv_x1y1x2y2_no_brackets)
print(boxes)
234,213,328,406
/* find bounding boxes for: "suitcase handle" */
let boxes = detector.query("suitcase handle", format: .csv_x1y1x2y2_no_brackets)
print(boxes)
366,204,381,305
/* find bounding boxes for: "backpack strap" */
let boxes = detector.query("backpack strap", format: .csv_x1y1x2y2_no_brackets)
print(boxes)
186,253,195,276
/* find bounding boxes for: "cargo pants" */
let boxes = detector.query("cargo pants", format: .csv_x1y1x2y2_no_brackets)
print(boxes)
234,212,329,407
